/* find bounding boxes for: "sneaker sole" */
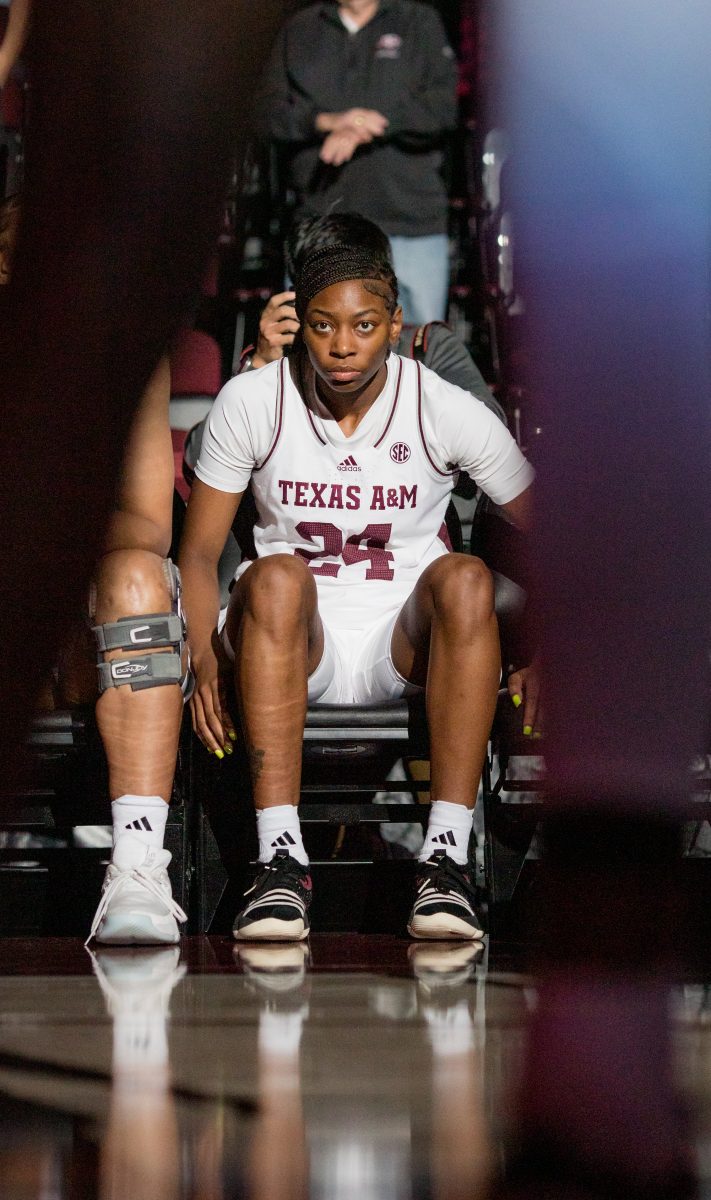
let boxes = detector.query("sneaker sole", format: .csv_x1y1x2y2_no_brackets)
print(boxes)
96,914,180,945
233,917,308,942
408,913,485,941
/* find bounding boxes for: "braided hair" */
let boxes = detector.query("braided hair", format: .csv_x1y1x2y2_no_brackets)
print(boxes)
285,211,392,281
294,241,399,323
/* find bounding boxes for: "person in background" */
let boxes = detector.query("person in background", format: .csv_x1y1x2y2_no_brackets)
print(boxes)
260,0,457,324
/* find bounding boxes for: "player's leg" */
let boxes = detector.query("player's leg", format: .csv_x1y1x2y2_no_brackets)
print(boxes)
224,554,326,941
88,359,188,945
391,553,499,939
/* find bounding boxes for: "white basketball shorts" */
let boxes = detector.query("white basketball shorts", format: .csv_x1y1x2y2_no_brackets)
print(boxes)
219,582,423,706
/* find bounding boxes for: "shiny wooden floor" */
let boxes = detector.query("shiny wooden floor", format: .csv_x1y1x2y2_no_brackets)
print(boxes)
0,935,708,1200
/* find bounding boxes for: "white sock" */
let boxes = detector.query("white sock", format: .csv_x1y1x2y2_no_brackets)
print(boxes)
420,800,474,867
256,805,308,866
112,795,168,850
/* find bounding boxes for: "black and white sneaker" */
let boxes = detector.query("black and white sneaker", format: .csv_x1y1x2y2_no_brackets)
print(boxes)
408,850,484,941
233,851,312,941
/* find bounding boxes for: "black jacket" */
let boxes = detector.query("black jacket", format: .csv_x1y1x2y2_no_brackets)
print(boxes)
261,1,458,237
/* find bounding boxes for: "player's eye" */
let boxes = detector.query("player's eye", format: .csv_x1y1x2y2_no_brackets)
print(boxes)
356,320,375,332
311,321,332,332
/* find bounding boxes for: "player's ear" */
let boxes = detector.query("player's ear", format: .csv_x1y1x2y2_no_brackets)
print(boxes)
389,304,403,345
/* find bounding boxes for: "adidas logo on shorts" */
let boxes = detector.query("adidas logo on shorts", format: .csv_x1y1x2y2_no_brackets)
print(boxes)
125,817,153,832
271,831,296,849
337,455,361,472
432,830,456,847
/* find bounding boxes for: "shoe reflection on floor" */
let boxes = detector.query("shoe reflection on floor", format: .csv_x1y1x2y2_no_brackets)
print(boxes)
90,946,186,1200
235,943,310,1200
411,941,494,1200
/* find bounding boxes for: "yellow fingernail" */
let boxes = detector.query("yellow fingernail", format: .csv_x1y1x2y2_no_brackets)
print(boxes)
215,749,224,760
224,744,233,755
533,731,543,740
228,730,237,742
512,694,522,708
523,725,533,737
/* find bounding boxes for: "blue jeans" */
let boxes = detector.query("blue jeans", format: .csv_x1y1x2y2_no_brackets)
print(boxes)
389,234,450,325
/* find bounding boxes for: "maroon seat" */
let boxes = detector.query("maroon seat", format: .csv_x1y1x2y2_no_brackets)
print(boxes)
170,328,222,399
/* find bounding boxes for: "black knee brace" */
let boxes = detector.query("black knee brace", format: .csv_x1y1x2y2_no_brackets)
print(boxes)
91,559,193,697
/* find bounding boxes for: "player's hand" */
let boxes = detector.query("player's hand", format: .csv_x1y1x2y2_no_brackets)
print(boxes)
253,291,299,367
508,661,543,739
189,642,236,758
319,127,369,166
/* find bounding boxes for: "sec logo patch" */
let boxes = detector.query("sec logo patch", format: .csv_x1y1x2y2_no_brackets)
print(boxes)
390,442,411,463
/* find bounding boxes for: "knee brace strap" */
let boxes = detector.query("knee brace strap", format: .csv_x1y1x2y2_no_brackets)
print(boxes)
92,560,193,697
97,651,184,692
94,613,183,654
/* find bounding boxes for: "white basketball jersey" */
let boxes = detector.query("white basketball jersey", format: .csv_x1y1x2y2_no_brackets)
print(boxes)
244,354,454,628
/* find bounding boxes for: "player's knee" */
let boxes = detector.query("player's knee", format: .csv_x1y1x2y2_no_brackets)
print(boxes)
428,554,495,626
243,554,316,627
94,549,171,622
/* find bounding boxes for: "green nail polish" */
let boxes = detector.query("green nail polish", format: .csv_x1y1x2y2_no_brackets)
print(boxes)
228,730,237,742
523,725,533,737
533,731,543,740
512,694,522,708
224,744,233,755
215,749,224,760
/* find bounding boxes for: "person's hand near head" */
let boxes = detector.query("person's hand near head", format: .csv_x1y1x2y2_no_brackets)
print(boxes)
251,290,299,368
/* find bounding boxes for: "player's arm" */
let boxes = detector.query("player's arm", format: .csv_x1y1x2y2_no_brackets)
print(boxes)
499,482,533,533
179,479,243,752
104,356,174,557
0,0,32,88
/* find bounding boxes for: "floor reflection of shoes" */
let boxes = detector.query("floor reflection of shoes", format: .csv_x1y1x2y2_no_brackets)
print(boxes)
89,945,187,1017
234,942,310,995
408,941,484,991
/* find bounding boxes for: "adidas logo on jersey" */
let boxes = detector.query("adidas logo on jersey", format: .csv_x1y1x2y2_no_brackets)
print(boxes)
432,830,456,847
125,817,153,832
337,455,361,472
271,831,296,848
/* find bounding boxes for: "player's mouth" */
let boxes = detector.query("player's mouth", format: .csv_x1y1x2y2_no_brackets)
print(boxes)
325,368,363,383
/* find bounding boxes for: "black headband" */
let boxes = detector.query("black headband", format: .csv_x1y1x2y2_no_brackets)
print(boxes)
295,244,395,319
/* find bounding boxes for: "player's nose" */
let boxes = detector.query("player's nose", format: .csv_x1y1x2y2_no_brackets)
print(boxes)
329,326,357,357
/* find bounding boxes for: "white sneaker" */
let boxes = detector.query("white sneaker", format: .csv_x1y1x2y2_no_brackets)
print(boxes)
87,835,187,946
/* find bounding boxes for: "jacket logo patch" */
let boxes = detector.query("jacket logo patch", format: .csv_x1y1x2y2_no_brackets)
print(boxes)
375,32,401,58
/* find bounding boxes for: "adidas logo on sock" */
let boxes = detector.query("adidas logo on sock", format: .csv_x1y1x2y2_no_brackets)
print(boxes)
432,830,456,846
337,455,361,472
271,832,296,848
125,817,153,832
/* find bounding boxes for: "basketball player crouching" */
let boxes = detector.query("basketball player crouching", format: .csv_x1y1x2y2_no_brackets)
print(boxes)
179,244,534,941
